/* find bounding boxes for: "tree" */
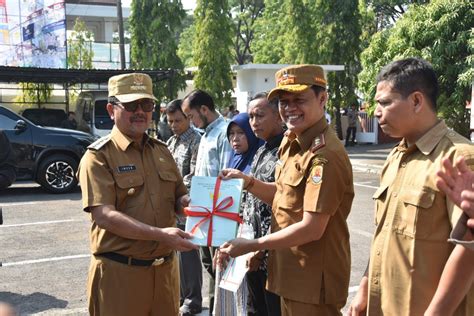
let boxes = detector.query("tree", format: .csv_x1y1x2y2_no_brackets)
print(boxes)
230,0,265,65
315,0,363,138
251,0,286,64
359,0,474,136
177,21,196,67
193,0,234,108
66,18,95,106
67,18,94,69
14,82,52,108
130,0,186,103
367,0,429,29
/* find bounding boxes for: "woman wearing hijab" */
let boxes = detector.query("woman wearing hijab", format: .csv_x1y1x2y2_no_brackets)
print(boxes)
214,112,263,316
226,113,264,174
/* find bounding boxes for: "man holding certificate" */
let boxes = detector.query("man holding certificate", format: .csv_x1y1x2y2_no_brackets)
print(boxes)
78,73,197,316
220,64,354,315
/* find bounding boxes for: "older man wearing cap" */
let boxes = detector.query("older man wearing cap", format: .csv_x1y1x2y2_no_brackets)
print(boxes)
77,73,197,316
220,65,354,315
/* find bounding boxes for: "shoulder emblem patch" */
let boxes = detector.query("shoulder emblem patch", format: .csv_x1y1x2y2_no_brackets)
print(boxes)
310,165,323,184
88,135,111,150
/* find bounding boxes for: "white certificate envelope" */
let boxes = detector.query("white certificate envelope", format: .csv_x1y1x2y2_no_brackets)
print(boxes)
185,176,243,247
219,223,254,292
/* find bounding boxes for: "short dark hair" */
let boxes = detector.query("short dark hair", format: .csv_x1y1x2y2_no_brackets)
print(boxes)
310,85,326,97
165,99,184,115
250,92,278,111
376,57,438,110
182,89,215,112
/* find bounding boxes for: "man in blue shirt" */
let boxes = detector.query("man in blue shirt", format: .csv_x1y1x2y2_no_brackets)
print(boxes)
182,90,232,315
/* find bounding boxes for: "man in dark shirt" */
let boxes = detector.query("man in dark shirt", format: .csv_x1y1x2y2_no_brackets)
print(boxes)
242,93,284,316
165,99,203,315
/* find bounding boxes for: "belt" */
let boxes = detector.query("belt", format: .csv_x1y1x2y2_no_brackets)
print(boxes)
98,252,172,267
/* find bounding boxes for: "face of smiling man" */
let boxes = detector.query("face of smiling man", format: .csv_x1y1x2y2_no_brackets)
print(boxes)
278,88,326,136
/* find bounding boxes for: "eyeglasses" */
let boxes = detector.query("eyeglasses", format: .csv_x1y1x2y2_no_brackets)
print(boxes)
114,99,155,112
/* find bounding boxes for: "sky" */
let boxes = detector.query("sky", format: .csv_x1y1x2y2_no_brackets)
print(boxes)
121,0,196,12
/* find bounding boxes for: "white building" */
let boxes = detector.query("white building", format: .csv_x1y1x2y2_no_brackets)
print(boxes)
232,63,344,112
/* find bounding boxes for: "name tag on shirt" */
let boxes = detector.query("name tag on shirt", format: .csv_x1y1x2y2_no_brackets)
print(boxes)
117,165,137,173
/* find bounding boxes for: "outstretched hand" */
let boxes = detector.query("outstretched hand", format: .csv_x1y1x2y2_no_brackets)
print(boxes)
161,227,198,252
219,237,255,258
436,156,474,228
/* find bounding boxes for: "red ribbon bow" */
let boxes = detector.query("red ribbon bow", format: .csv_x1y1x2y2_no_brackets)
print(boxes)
184,177,243,246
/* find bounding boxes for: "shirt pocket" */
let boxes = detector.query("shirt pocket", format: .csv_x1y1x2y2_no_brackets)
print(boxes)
280,165,305,211
157,170,178,202
397,187,435,239
115,173,145,213
372,184,388,226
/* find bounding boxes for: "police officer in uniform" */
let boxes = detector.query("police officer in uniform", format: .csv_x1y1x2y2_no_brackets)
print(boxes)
220,64,354,315
78,73,197,316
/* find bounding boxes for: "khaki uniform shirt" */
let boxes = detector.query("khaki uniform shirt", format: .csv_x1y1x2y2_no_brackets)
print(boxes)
78,126,187,259
267,118,354,305
368,121,474,316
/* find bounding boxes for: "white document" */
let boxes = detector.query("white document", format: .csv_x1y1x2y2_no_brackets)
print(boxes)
219,223,254,292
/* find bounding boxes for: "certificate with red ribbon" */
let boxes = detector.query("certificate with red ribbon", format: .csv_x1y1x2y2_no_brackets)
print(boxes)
184,176,244,247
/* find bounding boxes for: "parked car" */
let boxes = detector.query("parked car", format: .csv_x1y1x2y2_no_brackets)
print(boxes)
0,105,96,193
21,108,68,128
74,90,113,137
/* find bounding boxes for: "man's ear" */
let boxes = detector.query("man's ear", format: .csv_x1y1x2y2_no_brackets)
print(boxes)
200,105,209,115
320,91,328,108
106,103,115,119
412,92,425,114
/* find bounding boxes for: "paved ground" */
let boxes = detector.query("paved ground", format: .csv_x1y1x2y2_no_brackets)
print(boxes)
0,142,396,315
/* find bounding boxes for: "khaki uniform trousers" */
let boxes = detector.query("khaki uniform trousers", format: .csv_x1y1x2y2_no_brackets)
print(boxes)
281,296,344,316
88,254,179,316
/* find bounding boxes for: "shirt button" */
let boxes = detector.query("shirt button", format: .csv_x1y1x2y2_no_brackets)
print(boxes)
401,162,407,167
376,250,381,256
374,279,379,285
393,192,398,197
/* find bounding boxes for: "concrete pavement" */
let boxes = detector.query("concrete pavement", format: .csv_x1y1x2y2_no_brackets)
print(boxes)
346,142,396,174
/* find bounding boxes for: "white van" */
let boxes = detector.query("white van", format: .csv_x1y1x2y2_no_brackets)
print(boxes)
74,90,113,137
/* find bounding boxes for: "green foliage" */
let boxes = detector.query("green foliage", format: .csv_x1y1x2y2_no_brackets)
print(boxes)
359,0,474,136
230,0,265,64
178,22,196,67
193,0,234,108
130,0,186,103
14,83,52,108
251,0,286,63
67,18,94,69
367,0,429,29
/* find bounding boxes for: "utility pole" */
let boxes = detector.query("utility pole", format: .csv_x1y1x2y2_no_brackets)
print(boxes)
117,0,126,70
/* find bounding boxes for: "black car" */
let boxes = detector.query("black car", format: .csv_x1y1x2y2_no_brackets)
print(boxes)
21,108,68,128
0,105,96,193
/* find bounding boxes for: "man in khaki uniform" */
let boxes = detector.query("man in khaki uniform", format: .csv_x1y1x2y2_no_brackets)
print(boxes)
348,58,474,316
220,64,354,315
78,73,197,316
